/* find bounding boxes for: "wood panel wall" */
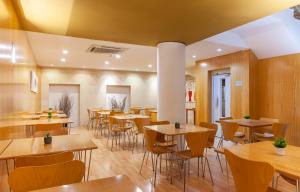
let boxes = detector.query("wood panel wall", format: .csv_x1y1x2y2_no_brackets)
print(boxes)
256,53,300,146
187,50,257,124
189,50,300,146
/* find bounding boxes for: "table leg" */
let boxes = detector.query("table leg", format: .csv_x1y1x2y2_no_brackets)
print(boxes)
297,179,299,192
84,150,87,182
87,150,93,181
5,160,9,175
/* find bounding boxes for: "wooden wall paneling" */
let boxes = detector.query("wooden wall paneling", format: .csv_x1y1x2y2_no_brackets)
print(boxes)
191,50,253,125
257,54,297,145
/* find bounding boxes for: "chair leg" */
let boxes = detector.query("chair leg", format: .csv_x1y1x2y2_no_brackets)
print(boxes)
216,152,224,174
140,151,147,174
197,157,200,177
183,160,186,192
154,154,160,187
205,157,214,185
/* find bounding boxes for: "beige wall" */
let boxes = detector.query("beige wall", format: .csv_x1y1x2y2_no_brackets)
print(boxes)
40,68,157,126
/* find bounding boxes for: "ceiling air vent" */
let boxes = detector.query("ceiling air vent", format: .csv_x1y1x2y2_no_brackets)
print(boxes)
87,45,127,54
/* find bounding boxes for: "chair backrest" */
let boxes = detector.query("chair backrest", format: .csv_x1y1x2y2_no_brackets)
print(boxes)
219,117,232,121
150,112,157,122
8,160,85,192
272,123,288,138
149,120,170,142
33,129,68,137
220,121,239,141
224,149,275,192
185,132,209,157
134,117,150,133
259,117,279,123
143,128,158,152
199,122,218,147
15,152,74,168
35,124,62,132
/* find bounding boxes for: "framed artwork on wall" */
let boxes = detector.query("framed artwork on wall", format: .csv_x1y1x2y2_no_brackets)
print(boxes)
30,71,38,93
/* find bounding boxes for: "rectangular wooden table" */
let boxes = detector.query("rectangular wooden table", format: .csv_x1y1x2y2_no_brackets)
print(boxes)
144,124,212,136
112,114,149,120
0,134,97,180
227,141,300,191
224,119,273,142
32,175,142,192
0,118,74,128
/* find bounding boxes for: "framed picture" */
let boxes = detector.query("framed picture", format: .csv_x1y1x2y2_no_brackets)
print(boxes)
30,71,38,93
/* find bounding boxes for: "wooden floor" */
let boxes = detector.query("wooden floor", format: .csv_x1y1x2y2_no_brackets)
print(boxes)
0,127,296,192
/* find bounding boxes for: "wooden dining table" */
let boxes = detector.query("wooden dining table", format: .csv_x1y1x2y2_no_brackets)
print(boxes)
227,141,300,192
224,119,273,142
0,134,97,180
31,175,142,192
145,124,212,150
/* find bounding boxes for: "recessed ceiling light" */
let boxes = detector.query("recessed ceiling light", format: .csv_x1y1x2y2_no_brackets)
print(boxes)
105,61,109,65
62,49,68,54
200,62,207,68
111,67,115,70
60,58,66,62
50,64,54,67
135,68,139,71
147,64,152,68
82,66,86,68
192,55,196,58
217,48,222,52
114,54,121,59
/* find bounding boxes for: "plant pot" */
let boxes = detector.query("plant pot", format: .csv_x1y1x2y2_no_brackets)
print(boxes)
275,147,285,156
44,137,52,145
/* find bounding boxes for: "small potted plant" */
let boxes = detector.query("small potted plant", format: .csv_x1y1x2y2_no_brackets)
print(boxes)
244,115,251,120
175,122,180,129
48,111,52,119
44,133,52,145
273,138,287,155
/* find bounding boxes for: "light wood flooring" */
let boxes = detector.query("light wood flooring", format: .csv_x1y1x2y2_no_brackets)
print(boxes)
0,127,296,192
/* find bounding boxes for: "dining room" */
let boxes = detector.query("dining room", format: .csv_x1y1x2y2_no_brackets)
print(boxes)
1,1,300,192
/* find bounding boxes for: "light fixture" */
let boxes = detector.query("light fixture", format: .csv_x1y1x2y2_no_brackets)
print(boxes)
82,65,86,68
147,64,152,68
105,61,109,65
114,54,121,59
200,62,207,68
60,58,66,62
192,55,196,58
62,49,68,54
135,68,139,71
217,48,222,52
50,64,54,67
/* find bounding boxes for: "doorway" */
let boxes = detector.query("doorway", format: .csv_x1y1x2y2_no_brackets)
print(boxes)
211,70,231,123
49,84,80,127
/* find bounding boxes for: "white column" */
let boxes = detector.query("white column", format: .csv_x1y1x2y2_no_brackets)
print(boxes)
157,42,186,123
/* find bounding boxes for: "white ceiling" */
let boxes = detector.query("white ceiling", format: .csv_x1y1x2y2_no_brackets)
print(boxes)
26,8,300,71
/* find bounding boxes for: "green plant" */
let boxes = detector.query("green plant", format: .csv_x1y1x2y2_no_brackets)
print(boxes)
273,138,287,148
44,133,51,138
244,115,251,119
48,111,52,118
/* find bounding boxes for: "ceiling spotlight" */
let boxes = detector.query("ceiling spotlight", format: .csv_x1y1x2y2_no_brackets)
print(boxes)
60,58,66,62
105,61,109,65
82,66,86,68
217,48,222,52
147,64,152,68
50,64,54,67
114,54,121,59
192,55,196,58
62,49,68,54
200,62,207,68
135,68,139,71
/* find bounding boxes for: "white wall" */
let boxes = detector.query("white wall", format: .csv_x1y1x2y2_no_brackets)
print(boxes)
41,68,157,126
